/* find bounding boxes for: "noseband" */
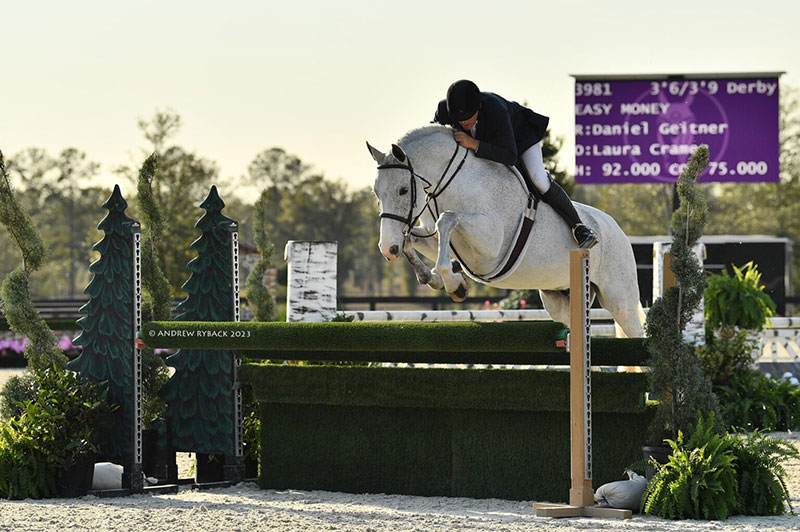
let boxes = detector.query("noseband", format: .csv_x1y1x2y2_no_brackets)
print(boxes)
377,143,468,238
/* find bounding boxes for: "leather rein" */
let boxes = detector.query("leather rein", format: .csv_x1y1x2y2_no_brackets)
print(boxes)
376,143,468,239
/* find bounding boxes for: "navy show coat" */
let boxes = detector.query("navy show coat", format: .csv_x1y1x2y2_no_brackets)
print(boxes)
434,92,549,167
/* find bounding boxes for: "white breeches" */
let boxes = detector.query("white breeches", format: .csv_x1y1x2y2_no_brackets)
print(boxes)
520,142,551,194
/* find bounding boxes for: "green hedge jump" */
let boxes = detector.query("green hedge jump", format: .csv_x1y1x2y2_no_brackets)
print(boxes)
138,320,647,366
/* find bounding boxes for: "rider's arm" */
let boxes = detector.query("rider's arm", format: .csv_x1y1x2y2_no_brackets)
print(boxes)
473,99,517,165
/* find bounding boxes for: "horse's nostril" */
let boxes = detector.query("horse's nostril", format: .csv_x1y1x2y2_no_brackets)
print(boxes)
389,244,399,256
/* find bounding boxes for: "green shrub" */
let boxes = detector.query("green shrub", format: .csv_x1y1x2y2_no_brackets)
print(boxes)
0,418,57,499
242,386,260,475
642,414,738,520
0,367,112,499
496,289,542,309
717,370,800,432
16,367,116,471
645,145,718,443
0,370,35,420
705,262,776,331
729,431,798,515
697,327,759,387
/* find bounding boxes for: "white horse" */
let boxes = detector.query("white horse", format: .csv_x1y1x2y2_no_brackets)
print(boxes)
367,124,645,337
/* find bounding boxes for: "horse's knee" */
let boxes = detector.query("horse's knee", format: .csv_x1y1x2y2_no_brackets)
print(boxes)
435,211,459,234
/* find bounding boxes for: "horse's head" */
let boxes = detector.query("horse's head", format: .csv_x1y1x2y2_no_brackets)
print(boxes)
367,141,424,261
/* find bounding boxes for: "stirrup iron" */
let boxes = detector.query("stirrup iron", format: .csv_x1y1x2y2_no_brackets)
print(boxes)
572,223,598,249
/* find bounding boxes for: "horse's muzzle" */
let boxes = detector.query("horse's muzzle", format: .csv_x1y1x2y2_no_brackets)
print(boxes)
379,242,401,261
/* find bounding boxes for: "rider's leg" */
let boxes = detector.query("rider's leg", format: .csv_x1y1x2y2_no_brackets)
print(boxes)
520,143,598,249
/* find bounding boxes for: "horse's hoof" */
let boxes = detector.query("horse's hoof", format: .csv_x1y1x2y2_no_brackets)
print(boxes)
449,280,468,302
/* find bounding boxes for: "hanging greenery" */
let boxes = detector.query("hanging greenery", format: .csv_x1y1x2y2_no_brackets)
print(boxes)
136,153,171,427
0,150,66,372
245,189,277,322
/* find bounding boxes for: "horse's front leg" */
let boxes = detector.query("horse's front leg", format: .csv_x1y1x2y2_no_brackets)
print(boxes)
432,211,504,302
402,236,444,291
430,212,468,301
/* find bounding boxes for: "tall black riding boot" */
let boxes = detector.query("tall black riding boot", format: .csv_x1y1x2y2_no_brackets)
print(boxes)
541,180,598,249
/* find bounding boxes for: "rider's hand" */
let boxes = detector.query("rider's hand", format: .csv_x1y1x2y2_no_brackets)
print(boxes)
453,131,479,151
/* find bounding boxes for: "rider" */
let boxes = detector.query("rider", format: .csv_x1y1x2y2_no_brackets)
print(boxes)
433,79,598,249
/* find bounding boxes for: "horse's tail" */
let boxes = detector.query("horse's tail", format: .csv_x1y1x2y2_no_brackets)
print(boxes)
613,301,647,339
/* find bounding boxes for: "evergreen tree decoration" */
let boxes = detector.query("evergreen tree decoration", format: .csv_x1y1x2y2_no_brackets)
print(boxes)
245,189,277,322
159,186,238,456
68,185,140,462
645,145,718,442
0,150,66,372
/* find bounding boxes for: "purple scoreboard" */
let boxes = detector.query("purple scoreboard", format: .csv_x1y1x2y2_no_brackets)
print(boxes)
573,73,781,184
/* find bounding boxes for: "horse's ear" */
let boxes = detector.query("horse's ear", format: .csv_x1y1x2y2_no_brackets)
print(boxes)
391,144,407,162
366,141,386,163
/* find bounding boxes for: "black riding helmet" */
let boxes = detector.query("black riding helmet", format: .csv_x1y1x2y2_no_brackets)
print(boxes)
446,80,481,121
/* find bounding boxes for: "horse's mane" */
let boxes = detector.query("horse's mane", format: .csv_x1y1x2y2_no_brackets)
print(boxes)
396,124,454,151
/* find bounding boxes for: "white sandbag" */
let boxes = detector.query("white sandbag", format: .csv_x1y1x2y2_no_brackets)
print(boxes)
92,462,159,490
92,462,123,490
594,470,648,511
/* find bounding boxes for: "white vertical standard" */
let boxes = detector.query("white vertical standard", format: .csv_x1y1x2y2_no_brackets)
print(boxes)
570,248,593,507
534,250,631,519
131,224,143,472
229,223,243,459
284,241,338,322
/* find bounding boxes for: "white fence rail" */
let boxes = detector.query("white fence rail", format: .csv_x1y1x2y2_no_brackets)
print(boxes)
342,308,800,369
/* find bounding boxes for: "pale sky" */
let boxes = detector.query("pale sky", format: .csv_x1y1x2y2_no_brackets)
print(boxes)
3,0,799,193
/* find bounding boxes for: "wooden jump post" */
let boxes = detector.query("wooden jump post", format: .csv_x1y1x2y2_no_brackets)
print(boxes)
534,249,632,520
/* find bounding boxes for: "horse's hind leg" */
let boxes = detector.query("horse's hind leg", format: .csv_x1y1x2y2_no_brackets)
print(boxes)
595,286,644,338
540,290,571,327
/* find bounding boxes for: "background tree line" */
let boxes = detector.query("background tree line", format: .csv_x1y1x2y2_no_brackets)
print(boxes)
1,88,799,304
0,110,391,300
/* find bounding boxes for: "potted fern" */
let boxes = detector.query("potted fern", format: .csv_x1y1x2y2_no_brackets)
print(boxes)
699,261,776,387
642,413,798,519
705,261,776,333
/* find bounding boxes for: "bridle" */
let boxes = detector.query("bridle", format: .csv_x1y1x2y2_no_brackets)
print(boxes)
377,143,468,238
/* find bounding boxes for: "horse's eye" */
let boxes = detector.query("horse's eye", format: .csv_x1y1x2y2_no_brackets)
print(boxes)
399,187,409,196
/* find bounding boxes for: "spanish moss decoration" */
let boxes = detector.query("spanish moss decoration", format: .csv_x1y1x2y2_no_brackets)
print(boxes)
135,153,171,429
244,189,277,322
0,150,66,371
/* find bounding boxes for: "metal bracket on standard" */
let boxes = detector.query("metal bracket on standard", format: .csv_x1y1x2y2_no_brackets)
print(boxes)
533,504,632,519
